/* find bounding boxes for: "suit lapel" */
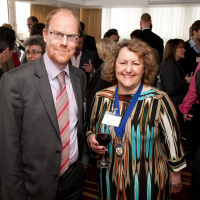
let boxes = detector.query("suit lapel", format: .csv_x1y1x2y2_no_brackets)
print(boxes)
69,65,82,136
33,57,60,137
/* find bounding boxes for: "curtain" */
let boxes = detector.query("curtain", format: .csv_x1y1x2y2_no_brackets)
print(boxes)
102,5,200,45
80,9,102,43
30,5,80,24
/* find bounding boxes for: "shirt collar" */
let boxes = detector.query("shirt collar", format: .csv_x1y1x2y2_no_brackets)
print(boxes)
188,38,195,48
43,53,70,80
142,27,150,31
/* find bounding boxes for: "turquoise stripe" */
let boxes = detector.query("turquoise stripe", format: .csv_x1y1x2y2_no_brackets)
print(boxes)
132,125,136,161
137,125,141,159
150,126,154,160
147,172,151,200
106,169,110,198
134,173,139,200
146,125,150,158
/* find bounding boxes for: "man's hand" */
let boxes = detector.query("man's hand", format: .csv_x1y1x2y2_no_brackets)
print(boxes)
183,113,193,121
82,59,95,74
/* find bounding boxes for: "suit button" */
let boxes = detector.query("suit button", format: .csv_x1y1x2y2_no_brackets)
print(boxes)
54,174,58,179
56,150,60,154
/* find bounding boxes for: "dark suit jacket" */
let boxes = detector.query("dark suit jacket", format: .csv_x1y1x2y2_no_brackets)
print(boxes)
70,48,100,83
83,34,96,51
86,67,112,121
0,56,87,200
160,60,188,110
142,29,164,62
181,40,199,75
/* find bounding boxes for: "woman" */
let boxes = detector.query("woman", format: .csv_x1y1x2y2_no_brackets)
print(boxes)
23,35,45,62
160,39,192,114
87,39,186,200
86,38,116,120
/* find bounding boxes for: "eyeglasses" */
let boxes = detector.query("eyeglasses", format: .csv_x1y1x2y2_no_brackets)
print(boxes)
25,50,42,56
48,30,79,42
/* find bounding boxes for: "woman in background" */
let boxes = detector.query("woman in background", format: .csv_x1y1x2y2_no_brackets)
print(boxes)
86,38,116,120
160,39,192,115
23,35,45,63
86,39,186,200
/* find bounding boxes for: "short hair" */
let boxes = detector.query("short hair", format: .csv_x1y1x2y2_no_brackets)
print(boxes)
30,23,45,36
2,23,12,29
191,20,200,32
103,29,118,38
141,13,151,22
29,16,39,23
130,29,144,40
45,8,80,33
23,35,46,54
80,21,85,32
79,30,86,41
0,26,16,53
102,39,159,85
96,38,116,61
162,39,185,65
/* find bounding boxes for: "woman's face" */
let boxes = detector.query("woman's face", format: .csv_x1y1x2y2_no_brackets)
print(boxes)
115,47,145,94
25,45,43,62
175,42,185,61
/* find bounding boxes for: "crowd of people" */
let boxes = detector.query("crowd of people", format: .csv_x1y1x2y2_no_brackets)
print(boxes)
0,8,200,200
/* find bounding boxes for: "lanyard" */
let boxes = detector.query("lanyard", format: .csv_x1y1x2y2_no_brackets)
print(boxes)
114,83,143,139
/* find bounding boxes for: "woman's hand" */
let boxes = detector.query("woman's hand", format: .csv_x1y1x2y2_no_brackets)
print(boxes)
87,134,107,154
170,171,182,194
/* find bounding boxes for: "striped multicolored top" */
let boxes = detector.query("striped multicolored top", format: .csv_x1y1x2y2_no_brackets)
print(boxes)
88,87,186,200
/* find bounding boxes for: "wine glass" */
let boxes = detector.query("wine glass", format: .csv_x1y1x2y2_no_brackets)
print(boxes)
95,131,112,168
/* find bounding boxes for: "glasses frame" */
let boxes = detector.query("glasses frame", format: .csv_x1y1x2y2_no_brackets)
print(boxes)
25,50,43,56
48,30,79,42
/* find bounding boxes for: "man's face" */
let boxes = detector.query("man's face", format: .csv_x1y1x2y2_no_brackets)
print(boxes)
74,37,84,56
43,11,78,70
110,34,119,43
27,18,34,32
193,29,200,43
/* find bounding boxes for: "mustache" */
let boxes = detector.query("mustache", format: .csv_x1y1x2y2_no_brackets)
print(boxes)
76,47,80,50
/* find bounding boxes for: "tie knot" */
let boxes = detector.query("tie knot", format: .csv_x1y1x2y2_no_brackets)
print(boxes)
57,72,66,85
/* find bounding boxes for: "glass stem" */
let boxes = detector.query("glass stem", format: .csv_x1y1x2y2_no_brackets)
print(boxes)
102,153,106,162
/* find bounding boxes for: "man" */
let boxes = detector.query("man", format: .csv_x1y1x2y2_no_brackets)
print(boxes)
0,26,16,79
80,21,96,51
103,28,120,43
0,8,87,200
27,16,39,32
70,30,99,82
140,13,164,62
182,20,200,75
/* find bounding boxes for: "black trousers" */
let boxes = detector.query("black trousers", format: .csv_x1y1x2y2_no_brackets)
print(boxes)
55,160,85,200
190,169,200,200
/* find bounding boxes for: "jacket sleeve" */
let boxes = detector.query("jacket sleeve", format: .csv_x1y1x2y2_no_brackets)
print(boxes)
0,73,27,200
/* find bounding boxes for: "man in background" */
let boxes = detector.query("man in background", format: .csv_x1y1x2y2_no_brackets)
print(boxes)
140,13,164,62
70,30,99,82
0,8,87,200
80,21,96,51
0,26,16,79
27,16,39,32
104,28,120,43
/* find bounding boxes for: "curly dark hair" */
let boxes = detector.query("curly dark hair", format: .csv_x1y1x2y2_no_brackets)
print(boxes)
101,39,159,86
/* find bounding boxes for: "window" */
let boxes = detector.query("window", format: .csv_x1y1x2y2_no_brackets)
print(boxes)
15,1,30,34
102,5,200,45
0,0,8,25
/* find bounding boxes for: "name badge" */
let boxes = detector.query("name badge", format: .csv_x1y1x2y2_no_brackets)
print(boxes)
196,56,200,63
102,111,121,127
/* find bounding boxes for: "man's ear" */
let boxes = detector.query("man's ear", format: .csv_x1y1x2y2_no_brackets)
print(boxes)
43,28,47,43
3,47,9,57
